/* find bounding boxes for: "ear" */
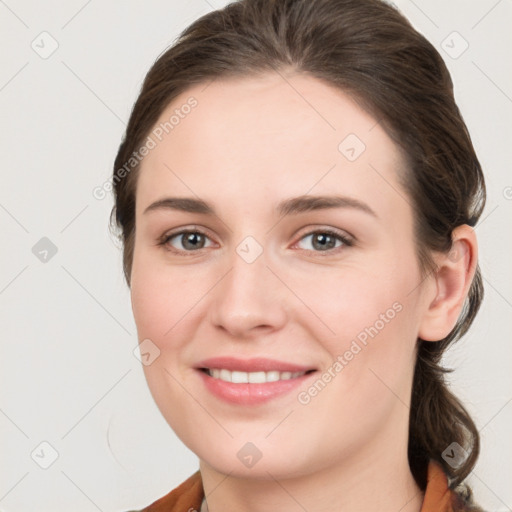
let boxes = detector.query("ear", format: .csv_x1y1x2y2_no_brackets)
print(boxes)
418,225,478,342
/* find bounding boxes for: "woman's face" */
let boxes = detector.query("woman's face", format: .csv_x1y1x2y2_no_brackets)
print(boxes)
130,71,434,479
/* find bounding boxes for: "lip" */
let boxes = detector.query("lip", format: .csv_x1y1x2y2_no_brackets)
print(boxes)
195,357,317,405
196,356,315,373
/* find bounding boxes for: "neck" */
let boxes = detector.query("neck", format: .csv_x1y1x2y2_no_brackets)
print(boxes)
199,429,424,512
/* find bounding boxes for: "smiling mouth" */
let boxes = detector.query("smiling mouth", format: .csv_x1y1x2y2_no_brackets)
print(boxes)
199,368,316,383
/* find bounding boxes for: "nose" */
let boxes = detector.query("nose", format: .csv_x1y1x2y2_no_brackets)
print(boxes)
208,243,288,339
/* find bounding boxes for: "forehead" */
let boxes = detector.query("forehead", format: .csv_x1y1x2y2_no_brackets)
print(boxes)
136,71,408,219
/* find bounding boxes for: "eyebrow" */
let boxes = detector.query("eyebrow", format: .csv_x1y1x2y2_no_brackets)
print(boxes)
143,194,378,218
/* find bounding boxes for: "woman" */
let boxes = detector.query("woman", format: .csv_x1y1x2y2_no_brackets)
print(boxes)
112,0,487,510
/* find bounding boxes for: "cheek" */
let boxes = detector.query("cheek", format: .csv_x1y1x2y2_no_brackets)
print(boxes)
130,270,171,340
130,259,193,416
296,264,407,344
130,251,206,372
295,257,419,394
130,243,187,338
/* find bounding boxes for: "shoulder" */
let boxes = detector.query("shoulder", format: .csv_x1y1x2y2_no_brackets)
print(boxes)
126,470,203,512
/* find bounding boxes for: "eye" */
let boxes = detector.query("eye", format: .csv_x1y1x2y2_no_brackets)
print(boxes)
158,227,354,256
294,229,353,254
159,228,214,254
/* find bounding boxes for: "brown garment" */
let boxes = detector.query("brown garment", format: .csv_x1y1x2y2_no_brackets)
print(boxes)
130,460,485,512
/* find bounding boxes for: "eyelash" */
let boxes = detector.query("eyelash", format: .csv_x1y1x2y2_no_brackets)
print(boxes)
157,226,354,257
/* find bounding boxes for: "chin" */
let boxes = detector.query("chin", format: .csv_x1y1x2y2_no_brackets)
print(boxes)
202,456,310,481
192,437,319,481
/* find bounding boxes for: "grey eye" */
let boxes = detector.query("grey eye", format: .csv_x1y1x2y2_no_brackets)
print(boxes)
297,231,346,252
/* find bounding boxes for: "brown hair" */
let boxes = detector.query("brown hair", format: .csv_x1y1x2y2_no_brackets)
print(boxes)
111,0,486,494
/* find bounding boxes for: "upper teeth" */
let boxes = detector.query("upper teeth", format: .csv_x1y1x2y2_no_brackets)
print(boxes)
207,369,307,383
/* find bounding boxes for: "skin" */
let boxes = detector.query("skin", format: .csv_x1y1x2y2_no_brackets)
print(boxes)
129,70,477,512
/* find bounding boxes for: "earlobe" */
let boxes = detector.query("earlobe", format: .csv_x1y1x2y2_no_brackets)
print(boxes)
418,225,478,342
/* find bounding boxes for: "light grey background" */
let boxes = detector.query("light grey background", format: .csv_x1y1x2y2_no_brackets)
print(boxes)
1,0,511,511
